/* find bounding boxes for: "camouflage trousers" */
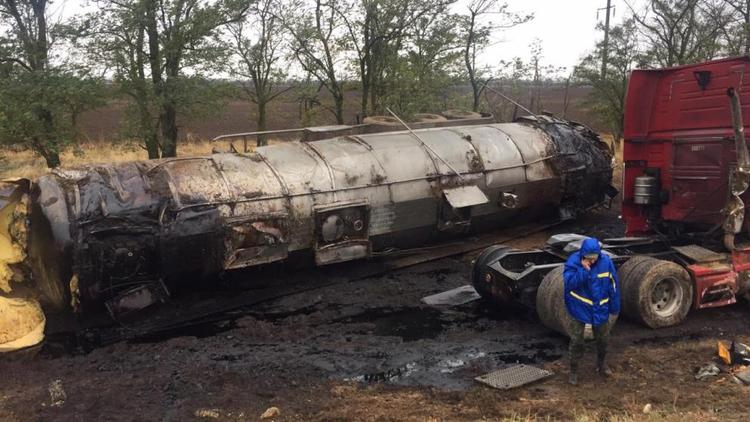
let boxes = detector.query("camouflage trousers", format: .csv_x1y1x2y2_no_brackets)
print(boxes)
568,318,613,369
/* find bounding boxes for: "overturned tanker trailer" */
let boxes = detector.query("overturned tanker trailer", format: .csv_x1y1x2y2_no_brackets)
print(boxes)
0,115,615,351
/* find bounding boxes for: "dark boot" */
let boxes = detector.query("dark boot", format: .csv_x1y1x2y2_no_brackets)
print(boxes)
596,354,612,378
569,364,578,385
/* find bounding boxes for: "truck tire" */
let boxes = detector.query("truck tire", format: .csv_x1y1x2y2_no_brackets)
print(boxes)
619,256,693,328
471,245,514,305
615,255,653,291
536,267,577,337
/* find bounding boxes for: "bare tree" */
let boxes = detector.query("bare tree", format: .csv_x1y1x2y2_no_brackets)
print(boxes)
285,0,348,124
230,0,292,146
575,19,641,147
460,0,532,112
338,0,453,117
91,0,160,158
88,0,249,158
383,10,462,114
717,0,750,54
628,0,724,67
0,0,102,167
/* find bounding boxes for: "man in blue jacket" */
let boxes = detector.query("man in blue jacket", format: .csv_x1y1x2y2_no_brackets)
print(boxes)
563,237,620,385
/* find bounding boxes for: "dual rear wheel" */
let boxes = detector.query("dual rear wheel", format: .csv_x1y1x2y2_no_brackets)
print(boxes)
617,256,693,328
535,256,693,336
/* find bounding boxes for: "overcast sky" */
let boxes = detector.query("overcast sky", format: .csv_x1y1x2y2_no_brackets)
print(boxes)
57,0,643,76
464,0,639,74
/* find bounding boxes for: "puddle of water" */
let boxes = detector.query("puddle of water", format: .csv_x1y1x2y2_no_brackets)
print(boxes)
462,301,535,322
341,307,446,341
415,268,461,277
38,332,86,358
492,350,563,365
349,362,418,383
130,319,238,344
631,332,704,345
251,302,341,322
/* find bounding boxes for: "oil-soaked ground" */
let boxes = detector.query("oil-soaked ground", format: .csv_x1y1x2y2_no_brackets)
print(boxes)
3,210,750,420
40,256,569,392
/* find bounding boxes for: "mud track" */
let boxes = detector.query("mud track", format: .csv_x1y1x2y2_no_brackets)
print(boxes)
1,209,750,421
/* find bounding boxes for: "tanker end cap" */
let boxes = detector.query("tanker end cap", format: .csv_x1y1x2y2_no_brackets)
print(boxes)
0,179,46,353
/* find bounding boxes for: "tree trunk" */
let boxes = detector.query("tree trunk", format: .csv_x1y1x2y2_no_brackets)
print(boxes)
136,95,160,159
471,81,480,112
145,0,177,156
36,107,60,168
256,101,268,147
34,139,60,168
333,91,344,124
562,76,571,118
357,48,368,118
369,79,378,115
465,13,479,112
145,133,160,159
161,100,178,157
360,77,369,118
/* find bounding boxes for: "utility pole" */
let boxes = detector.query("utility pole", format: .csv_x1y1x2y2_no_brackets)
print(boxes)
598,0,614,79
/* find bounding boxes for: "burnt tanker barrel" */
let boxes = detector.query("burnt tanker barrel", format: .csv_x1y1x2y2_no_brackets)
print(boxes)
2,115,614,350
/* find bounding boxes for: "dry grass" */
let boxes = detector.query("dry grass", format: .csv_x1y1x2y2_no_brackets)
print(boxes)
0,138,285,180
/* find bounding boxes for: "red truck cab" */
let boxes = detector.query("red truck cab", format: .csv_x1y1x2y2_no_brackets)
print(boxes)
623,56,750,235
622,56,750,310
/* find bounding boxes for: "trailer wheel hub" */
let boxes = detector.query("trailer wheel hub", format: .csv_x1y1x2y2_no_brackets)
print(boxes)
650,277,683,317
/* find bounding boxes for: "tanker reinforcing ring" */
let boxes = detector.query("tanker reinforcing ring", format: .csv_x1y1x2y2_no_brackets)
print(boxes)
475,364,553,390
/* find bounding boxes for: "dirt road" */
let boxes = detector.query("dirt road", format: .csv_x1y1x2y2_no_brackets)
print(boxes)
1,209,750,421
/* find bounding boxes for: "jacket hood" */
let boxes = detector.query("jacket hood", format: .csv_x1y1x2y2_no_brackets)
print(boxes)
580,237,601,257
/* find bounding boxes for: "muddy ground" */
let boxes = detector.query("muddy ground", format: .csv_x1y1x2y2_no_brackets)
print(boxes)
2,209,750,421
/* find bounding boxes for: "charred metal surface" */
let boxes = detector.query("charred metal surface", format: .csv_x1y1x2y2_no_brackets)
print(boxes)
12,117,614,322
105,281,169,318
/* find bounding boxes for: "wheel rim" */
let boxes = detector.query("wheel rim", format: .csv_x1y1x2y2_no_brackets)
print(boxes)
650,277,683,317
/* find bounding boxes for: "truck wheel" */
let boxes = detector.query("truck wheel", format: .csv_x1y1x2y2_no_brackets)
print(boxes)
619,257,693,328
471,245,514,305
616,255,653,287
536,267,577,337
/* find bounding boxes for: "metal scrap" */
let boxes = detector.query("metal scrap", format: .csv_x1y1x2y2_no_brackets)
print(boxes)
422,285,480,307
695,362,721,380
475,364,553,390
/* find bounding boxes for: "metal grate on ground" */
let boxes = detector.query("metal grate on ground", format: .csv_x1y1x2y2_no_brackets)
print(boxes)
475,364,553,390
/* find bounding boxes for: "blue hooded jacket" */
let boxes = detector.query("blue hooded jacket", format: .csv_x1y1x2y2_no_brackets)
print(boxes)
563,237,620,326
